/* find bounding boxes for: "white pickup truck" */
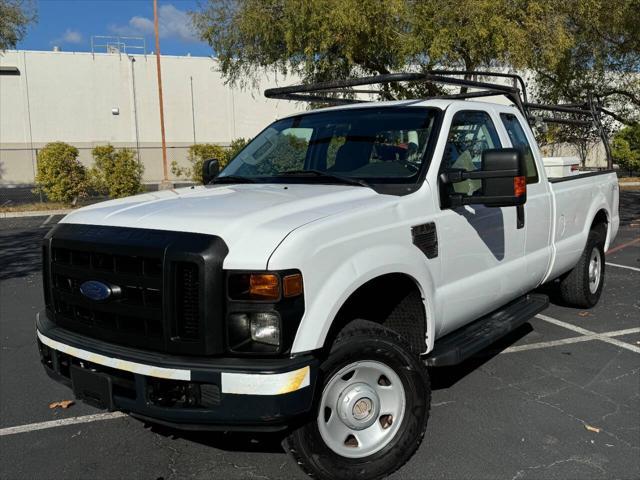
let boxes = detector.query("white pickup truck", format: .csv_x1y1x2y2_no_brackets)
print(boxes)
37,74,619,480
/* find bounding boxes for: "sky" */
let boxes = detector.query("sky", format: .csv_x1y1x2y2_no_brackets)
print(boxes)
17,0,213,57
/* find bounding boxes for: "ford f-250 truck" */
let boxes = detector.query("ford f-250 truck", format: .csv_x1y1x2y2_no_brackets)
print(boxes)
37,73,619,480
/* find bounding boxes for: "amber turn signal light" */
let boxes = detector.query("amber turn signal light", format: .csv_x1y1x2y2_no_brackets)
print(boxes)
283,273,303,297
249,274,280,300
514,176,526,197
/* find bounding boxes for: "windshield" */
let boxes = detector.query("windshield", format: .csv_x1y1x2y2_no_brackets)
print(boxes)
219,107,437,185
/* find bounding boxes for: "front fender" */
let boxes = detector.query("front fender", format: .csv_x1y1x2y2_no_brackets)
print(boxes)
287,243,437,354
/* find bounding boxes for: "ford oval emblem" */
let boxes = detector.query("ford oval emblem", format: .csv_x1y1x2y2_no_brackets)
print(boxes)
79,280,113,301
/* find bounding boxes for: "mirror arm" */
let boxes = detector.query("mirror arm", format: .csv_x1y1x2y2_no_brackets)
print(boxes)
441,168,520,184
449,193,524,208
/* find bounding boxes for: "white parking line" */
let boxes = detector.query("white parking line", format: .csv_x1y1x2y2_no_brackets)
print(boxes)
502,335,595,353
0,412,126,437
39,214,55,228
606,262,640,272
534,314,640,354
502,327,640,353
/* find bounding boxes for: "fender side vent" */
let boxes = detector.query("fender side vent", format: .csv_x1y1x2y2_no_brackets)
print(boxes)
412,223,438,259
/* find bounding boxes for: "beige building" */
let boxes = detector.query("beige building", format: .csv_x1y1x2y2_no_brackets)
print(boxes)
1,51,610,188
0,49,304,186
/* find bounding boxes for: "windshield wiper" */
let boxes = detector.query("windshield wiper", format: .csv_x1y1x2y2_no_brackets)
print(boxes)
278,170,370,188
211,175,257,184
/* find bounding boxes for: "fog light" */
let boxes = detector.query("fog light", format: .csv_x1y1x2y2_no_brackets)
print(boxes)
250,312,280,346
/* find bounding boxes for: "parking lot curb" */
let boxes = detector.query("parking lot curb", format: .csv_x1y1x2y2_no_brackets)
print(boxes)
0,209,72,219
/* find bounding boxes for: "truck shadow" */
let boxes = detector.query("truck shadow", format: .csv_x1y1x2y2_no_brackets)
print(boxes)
454,204,506,261
137,420,289,455
429,322,533,390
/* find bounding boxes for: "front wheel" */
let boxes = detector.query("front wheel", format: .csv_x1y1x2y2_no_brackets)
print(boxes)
284,320,430,480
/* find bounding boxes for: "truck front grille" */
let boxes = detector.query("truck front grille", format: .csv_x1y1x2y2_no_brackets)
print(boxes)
42,223,228,355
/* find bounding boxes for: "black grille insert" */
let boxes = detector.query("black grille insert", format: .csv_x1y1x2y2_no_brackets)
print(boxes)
50,246,165,350
173,262,200,341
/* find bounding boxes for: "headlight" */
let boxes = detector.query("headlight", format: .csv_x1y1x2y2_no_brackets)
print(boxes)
250,312,280,346
226,270,303,355
228,311,281,352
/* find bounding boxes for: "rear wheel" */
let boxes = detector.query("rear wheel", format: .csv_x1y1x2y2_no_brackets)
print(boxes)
284,320,430,480
559,226,606,308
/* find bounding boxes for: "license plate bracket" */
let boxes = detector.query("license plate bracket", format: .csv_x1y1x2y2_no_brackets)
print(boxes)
70,365,114,411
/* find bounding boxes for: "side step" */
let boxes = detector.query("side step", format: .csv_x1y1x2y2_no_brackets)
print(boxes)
425,294,549,367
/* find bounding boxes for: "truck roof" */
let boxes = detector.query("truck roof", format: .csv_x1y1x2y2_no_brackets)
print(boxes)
276,98,520,121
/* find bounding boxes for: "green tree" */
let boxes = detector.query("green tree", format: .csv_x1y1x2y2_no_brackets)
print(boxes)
34,142,88,204
612,124,640,174
0,0,36,51
90,145,145,198
533,0,640,126
192,0,637,122
192,0,569,88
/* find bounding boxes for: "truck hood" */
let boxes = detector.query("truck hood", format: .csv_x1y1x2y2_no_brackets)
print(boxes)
62,183,384,269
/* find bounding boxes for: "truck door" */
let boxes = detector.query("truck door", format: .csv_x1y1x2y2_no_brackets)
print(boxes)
435,109,526,336
499,112,553,289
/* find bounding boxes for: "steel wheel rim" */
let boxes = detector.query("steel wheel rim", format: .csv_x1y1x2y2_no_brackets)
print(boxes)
588,247,602,294
317,360,406,459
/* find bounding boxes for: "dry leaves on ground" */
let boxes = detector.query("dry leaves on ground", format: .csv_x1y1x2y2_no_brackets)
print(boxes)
48,400,75,409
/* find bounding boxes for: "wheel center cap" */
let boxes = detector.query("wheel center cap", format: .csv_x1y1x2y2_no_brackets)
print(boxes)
352,398,373,420
337,382,380,430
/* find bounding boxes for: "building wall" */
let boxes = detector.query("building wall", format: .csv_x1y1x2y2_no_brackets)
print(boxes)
0,50,305,185
1,52,611,187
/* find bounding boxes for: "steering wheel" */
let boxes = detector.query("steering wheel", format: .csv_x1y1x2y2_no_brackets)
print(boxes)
399,158,420,173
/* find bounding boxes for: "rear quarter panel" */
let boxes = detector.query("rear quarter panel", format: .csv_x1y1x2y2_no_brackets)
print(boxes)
546,172,619,281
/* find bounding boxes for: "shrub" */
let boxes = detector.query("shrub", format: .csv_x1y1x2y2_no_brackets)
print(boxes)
171,138,251,184
228,137,250,160
34,142,89,204
90,145,144,198
612,124,640,175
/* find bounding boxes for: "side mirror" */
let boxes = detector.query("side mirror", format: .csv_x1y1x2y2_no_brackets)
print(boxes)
440,148,526,208
202,158,220,184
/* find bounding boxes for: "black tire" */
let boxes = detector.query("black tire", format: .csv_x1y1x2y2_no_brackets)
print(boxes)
559,225,606,308
284,320,430,480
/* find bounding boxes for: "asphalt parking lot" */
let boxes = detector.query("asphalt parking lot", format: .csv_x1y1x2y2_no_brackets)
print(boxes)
1,191,638,480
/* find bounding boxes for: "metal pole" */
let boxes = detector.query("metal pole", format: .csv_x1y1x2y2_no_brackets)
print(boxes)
154,0,171,189
129,56,141,162
22,52,40,202
190,76,196,144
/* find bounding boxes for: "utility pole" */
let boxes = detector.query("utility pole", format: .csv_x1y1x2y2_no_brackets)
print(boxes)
154,0,172,189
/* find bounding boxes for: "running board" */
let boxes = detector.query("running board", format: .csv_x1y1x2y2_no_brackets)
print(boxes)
425,294,549,367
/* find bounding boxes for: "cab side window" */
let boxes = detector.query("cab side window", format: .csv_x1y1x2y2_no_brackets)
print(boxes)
500,113,538,184
442,111,502,196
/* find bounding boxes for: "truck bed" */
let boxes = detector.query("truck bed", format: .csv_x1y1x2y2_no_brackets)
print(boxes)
545,170,619,282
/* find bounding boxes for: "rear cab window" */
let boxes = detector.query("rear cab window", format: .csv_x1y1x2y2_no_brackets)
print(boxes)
500,113,539,184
